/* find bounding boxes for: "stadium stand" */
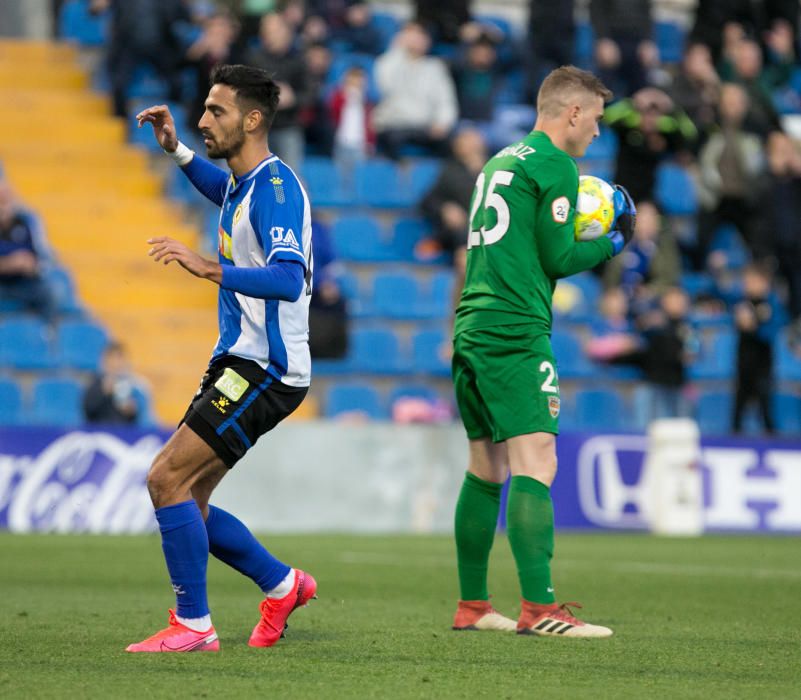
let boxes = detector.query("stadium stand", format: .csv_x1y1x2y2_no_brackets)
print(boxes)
0,2,798,436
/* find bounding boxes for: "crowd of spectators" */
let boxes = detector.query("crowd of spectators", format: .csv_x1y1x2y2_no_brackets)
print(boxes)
46,0,801,433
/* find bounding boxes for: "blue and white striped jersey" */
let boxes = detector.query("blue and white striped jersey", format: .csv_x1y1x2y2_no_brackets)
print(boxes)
211,156,312,387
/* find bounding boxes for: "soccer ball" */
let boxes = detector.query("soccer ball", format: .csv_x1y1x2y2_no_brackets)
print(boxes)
574,175,616,241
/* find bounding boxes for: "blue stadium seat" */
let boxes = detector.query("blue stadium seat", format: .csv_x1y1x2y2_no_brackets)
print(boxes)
371,272,426,320
655,21,686,64
59,0,108,46
777,334,801,381
371,12,401,52
574,22,594,68
427,270,455,319
392,217,441,263
325,382,385,419
58,319,108,371
355,160,411,208
582,126,618,161
406,159,442,203
688,328,736,380
574,389,628,431
710,224,749,269
29,377,83,427
351,327,407,374
774,393,801,435
412,329,450,376
43,266,81,315
0,317,58,370
331,215,393,262
696,391,733,435
301,157,355,207
0,378,23,425
551,330,593,378
655,163,698,215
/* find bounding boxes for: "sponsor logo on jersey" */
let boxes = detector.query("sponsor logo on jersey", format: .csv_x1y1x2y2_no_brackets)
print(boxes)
548,395,561,418
211,396,230,414
551,196,569,223
269,226,300,250
270,177,283,185
214,368,249,401
218,226,233,260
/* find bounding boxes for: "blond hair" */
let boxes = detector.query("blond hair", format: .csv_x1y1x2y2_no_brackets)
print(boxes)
537,66,612,119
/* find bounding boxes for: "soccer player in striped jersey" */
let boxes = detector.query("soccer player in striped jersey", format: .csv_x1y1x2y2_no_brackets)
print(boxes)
127,65,315,653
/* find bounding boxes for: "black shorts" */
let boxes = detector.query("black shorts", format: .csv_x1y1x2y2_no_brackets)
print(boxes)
182,355,308,468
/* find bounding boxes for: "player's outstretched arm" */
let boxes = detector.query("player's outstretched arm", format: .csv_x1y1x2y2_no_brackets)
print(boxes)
148,237,304,301
136,105,228,207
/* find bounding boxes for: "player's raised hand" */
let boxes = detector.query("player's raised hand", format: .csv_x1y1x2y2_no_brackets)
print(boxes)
147,236,222,283
135,105,179,152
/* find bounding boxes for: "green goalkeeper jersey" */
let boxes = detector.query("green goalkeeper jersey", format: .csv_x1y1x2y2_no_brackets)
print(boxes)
454,131,615,337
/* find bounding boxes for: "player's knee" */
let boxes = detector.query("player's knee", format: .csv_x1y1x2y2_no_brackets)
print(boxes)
146,451,181,508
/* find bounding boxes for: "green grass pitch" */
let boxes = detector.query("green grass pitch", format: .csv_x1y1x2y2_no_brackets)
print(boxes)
2,532,800,699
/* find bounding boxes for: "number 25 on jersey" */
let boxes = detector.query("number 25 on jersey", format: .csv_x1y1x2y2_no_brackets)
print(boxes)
467,170,515,249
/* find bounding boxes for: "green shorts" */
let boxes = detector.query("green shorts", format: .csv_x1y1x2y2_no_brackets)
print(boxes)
452,324,561,442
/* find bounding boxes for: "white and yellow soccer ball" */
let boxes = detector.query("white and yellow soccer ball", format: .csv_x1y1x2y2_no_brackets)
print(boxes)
574,175,616,241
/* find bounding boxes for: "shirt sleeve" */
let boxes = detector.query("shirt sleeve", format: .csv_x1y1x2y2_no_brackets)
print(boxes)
534,156,615,280
181,154,229,207
249,177,308,271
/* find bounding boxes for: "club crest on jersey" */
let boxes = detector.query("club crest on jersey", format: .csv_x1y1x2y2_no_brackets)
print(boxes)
552,196,570,224
548,396,561,418
270,226,300,249
233,203,243,225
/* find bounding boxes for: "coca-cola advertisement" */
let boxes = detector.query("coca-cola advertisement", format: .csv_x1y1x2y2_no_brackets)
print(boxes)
0,427,166,533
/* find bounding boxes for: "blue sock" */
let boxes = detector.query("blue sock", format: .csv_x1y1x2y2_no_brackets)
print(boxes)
155,500,210,619
205,505,290,593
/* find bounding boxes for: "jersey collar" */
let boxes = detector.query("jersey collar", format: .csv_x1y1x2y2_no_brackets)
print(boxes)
229,154,279,191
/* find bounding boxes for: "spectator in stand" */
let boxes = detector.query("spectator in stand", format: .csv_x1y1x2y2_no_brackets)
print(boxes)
696,83,767,269
585,287,640,364
525,0,574,97
763,131,801,324
93,0,189,119
451,30,504,124
301,42,335,156
590,0,656,98
690,0,799,63
330,66,375,172
719,35,789,137
603,200,681,310
669,42,721,141
83,342,145,425
247,12,311,170
730,263,784,434
634,287,697,422
414,0,472,45
373,21,458,160
308,219,348,359
0,180,56,322
605,87,697,203
236,0,277,43
334,2,383,55
417,127,487,271
185,10,246,131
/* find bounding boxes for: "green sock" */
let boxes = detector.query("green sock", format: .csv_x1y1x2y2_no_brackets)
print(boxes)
454,472,503,601
506,475,555,604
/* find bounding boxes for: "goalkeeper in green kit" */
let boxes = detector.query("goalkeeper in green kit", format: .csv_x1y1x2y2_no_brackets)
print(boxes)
451,66,636,638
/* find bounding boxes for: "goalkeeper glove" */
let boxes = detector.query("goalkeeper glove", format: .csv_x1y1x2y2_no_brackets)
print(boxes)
605,184,637,256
